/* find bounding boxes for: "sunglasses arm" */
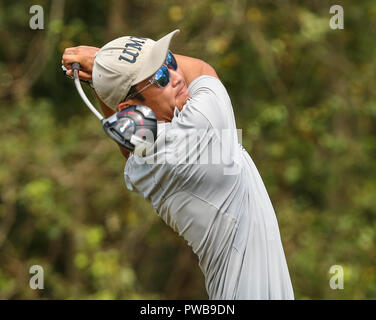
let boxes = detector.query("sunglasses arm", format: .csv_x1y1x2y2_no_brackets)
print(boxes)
132,79,155,97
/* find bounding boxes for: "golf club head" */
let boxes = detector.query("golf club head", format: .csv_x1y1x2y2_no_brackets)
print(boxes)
102,105,158,156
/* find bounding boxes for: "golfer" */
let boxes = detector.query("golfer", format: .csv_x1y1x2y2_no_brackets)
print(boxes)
62,29,294,299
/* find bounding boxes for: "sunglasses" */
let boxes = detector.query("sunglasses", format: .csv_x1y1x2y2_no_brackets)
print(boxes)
125,51,177,100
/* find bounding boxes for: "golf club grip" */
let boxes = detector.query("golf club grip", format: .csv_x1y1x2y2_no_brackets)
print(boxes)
72,62,80,72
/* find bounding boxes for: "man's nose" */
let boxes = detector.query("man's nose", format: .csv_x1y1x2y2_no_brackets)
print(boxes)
169,69,183,88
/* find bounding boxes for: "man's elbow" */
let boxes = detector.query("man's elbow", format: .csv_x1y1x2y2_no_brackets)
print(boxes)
200,61,219,80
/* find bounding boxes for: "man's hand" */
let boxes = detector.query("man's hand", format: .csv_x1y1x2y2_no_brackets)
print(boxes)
62,46,99,81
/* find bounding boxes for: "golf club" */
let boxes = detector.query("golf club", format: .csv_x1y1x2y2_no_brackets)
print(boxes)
64,63,158,155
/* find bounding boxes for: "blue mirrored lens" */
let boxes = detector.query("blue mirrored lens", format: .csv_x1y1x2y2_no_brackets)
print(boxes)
166,51,177,70
154,65,170,87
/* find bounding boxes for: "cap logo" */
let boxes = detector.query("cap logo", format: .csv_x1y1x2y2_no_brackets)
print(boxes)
118,36,147,63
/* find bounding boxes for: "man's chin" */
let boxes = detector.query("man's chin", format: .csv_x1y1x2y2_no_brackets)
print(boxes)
176,94,190,110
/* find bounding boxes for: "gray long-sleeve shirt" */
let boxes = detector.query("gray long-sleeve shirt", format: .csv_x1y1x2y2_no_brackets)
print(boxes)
124,76,294,299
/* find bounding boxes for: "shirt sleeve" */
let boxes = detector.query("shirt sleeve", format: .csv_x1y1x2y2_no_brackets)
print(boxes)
185,75,237,130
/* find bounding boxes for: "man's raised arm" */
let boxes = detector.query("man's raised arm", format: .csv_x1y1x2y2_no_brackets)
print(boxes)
174,54,219,85
62,46,219,91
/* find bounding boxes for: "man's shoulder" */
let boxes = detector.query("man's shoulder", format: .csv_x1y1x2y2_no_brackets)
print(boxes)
171,99,211,131
189,75,226,96
186,75,235,131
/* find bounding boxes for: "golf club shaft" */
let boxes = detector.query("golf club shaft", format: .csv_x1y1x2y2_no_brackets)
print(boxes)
72,63,104,121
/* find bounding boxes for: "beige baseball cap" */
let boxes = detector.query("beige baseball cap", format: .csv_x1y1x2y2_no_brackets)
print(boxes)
92,29,180,110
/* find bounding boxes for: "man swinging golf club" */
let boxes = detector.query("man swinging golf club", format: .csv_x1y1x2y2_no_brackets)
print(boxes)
62,29,294,299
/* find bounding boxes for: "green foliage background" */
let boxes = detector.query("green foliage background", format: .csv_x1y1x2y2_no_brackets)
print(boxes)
0,0,375,299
